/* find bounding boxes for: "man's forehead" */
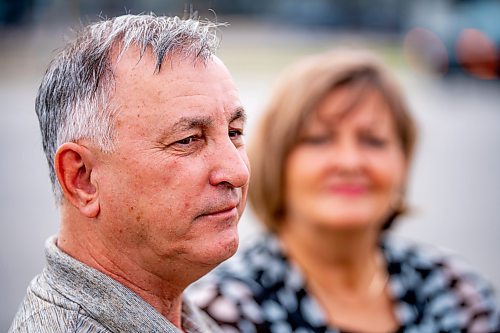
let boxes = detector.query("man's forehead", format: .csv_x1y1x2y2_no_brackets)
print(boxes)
109,44,241,126
111,48,233,102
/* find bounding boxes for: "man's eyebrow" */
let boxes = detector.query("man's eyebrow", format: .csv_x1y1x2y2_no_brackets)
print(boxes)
166,107,246,138
230,106,247,124
171,116,213,132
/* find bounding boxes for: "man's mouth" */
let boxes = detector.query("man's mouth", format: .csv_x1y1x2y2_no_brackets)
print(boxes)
196,201,240,220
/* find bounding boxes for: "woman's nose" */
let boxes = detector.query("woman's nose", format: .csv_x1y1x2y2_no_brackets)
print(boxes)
330,139,364,172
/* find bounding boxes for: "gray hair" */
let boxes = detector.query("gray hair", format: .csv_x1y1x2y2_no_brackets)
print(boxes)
36,14,223,203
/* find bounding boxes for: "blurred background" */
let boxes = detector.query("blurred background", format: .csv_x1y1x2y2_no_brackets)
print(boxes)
1,0,499,330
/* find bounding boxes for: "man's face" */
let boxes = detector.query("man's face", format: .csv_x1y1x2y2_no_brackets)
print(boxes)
93,49,249,281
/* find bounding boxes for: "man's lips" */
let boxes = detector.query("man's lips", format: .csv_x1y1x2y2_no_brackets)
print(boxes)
204,206,238,217
197,202,240,219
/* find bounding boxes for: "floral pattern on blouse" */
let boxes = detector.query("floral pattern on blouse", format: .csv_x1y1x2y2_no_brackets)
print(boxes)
188,233,500,333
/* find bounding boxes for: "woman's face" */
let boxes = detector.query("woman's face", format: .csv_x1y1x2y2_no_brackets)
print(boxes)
284,86,407,231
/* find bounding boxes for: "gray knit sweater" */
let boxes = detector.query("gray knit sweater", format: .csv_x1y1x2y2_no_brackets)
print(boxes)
9,236,222,333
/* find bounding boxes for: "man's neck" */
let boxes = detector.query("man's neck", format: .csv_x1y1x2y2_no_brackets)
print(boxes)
92,257,186,328
58,217,186,328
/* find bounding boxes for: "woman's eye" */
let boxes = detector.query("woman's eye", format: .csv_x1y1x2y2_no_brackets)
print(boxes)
302,135,331,145
362,136,387,148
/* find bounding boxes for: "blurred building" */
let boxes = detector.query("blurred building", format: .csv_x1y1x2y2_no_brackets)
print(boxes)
1,0,499,80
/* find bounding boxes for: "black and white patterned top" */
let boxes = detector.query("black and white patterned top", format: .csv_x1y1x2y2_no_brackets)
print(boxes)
188,233,500,333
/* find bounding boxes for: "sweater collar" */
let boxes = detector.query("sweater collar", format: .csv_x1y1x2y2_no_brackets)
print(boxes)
44,235,219,333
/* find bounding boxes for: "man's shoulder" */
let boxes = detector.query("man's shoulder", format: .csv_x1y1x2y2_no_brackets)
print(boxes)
9,274,110,333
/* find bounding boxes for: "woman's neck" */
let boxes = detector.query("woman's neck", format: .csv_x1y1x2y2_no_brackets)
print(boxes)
279,219,383,294
278,220,397,332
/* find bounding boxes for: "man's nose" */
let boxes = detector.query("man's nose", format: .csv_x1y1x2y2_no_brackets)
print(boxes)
208,141,250,188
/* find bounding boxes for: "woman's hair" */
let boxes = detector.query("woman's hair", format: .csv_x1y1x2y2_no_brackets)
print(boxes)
248,49,417,233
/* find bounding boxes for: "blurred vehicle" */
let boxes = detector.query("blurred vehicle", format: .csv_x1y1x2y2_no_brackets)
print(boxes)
404,0,500,80
0,0,34,26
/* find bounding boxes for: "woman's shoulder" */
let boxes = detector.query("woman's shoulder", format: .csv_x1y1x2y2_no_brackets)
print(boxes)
382,234,500,331
382,234,493,287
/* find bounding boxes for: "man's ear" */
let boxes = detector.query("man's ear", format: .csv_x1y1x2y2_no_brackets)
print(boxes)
55,142,100,218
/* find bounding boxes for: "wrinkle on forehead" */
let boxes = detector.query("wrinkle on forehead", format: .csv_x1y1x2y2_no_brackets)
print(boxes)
109,46,241,136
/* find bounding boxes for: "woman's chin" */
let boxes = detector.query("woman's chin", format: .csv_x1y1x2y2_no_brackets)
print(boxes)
314,214,382,231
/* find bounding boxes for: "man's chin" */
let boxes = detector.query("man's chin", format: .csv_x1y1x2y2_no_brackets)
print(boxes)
200,231,239,267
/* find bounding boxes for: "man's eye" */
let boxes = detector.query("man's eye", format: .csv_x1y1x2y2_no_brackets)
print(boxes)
229,129,244,139
176,136,198,145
